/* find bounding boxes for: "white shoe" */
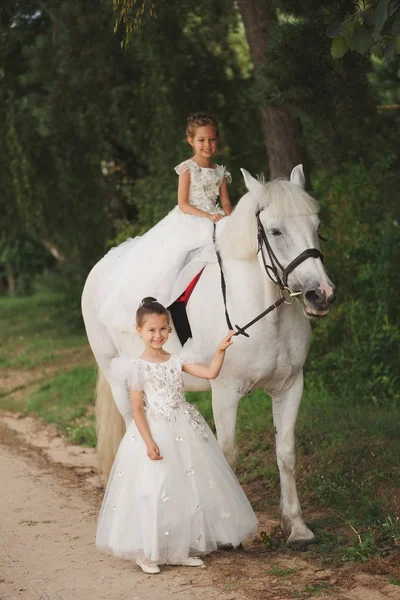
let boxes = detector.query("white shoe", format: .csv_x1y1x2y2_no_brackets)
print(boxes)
136,557,160,574
168,557,204,567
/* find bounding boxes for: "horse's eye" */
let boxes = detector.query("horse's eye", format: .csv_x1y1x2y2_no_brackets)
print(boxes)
271,229,282,237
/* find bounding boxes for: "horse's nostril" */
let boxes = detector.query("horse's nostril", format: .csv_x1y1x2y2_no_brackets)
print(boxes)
305,289,321,303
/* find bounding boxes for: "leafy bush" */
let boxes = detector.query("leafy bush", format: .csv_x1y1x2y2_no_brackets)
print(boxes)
35,265,89,331
0,236,56,296
308,160,400,405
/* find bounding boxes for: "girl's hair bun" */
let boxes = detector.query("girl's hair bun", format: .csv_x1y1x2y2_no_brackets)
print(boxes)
136,297,169,327
139,297,158,307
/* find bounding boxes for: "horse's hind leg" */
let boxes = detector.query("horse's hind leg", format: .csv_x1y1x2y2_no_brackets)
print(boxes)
271,370,315,546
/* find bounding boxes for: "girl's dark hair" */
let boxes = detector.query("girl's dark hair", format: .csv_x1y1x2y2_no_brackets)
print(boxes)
186,112,219,138
136,297,169,327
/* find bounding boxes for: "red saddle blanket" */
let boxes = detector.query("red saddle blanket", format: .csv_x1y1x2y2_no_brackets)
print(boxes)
173,269,204,305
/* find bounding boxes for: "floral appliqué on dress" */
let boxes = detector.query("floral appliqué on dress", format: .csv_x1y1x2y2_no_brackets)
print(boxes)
175,159,231,215
141,360,209,441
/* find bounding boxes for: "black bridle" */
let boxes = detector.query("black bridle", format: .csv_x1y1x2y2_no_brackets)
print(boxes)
214,211,324,337
256,210,324,291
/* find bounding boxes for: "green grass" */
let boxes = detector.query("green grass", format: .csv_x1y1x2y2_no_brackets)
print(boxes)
267,565,296,577
0,293,95,445
191,380,400,566
0,293,87,370
27,367,97,446
293,582,333,597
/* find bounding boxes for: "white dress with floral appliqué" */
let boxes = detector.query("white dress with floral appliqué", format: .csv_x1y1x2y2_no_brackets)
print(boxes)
96,160,231,333
96,354,258,564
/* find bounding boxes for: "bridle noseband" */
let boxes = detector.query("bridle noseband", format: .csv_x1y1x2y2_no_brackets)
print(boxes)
213,210,324,337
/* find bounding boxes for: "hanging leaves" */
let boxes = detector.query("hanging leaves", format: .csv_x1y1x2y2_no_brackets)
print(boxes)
113,0,157,46
327,1,400,61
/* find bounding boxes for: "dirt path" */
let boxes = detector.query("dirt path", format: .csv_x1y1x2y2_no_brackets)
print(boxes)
0,436,236,600
1,415,399,600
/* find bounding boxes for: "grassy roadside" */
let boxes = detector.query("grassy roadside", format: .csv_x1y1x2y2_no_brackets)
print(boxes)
0,293,96,444
192,383,400,573
1,294,399,578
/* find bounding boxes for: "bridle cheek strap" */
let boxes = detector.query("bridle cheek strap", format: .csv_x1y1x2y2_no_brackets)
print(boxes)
257,212,323,289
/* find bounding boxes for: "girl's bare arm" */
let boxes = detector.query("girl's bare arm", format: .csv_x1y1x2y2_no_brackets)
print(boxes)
219,177,232,216
182,331,235,380
131,390,162,460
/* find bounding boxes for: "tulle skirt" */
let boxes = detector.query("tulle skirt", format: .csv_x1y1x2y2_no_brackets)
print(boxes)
96,207,218,333
96,404,258,563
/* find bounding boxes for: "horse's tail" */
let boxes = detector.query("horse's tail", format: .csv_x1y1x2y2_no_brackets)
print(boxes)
95,369,126,484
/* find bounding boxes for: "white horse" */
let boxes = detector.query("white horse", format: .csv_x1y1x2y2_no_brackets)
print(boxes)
82,165,335,546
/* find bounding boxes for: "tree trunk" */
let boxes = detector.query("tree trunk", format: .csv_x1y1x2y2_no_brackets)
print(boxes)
0,273,6,295
237,0,308,181
5,264,16,296
262,106,307,180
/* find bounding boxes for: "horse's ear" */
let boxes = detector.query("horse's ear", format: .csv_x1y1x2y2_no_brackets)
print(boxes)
290,164,306,188
240,168,264,194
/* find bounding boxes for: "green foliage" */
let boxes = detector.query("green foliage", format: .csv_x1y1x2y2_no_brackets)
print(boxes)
380,515,400,545
250,1,376,168
0,235,55,295
308,159,400,405
327,1,400,62
113,0,265,229
1,2,116,264
35,265,88,330
113,0,157,44
341,532,380,563
0,0,265,269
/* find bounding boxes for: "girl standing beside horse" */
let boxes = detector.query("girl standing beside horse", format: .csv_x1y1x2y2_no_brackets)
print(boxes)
96,297,258,574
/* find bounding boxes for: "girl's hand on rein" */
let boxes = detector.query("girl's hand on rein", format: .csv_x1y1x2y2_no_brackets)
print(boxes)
147,440,163,461
209,214,224,223
217,330,236,352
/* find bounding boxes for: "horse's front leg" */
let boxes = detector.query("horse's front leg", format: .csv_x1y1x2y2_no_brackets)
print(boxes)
271,370,315,546
211,378,244,470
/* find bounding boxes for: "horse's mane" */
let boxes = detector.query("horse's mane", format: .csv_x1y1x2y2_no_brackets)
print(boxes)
218,178,320,260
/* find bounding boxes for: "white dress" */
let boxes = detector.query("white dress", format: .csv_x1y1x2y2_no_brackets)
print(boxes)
96,159,231,333
96,354,258,564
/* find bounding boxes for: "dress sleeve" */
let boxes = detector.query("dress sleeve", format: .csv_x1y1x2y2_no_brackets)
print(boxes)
178,339,213,368
179,356,195,368
174,160,191,176
109,356,144,391
223,166,232,184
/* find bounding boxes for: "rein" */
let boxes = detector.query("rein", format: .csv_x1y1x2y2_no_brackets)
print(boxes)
213,212,324,337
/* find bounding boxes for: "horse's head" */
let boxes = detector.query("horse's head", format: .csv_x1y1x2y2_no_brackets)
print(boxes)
218,165,336,318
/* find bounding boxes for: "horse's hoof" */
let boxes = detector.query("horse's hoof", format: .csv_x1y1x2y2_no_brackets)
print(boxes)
287,537,318,551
